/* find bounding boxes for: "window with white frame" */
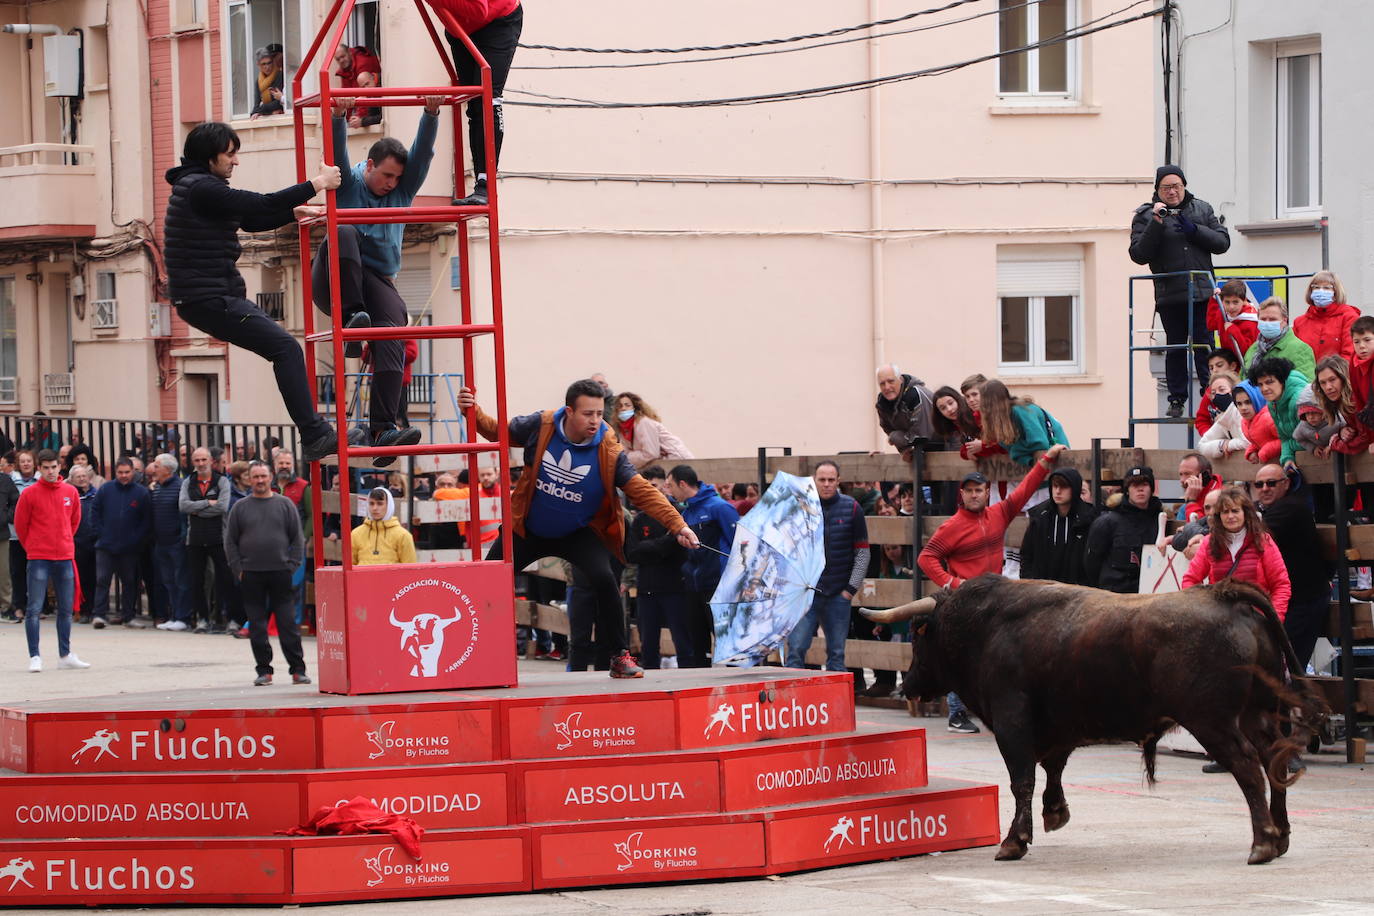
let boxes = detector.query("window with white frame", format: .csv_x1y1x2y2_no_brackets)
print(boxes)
997,255,1083,374
227,0,315,119
1276,40,1321,217
997,0,1075,98
0,277,16,402
344,0,380,54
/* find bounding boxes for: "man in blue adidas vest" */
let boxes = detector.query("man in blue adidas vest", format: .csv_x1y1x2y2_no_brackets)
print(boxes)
785,460,870,675
459,380,700,677
311,97,444,466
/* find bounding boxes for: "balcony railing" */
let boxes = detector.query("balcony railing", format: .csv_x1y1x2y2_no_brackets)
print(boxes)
91,298,118,330
0,143,97,234
0,377,15,404
317,372,438,411
43,373,75,407
257,290,287,321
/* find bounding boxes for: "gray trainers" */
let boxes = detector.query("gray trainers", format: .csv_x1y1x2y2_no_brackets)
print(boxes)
947,711,981,734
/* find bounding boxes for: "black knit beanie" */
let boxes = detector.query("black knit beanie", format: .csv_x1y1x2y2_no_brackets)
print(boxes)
1155,165,1186,189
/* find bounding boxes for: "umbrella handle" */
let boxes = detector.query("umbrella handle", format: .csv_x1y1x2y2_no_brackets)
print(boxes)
696,543,730,559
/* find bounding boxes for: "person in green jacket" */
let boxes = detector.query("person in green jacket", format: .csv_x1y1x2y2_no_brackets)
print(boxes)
1248,355,1310,469
978,379,1070,468
1243,297,1315,381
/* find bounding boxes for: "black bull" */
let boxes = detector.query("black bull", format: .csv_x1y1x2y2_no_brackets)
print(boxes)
863,575,1327,865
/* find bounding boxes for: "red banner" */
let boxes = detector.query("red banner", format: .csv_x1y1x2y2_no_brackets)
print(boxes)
291,834,528,896
675,680,855,748
0,846,288,904
535,819,766,887
319,707,497,767
304,770,511,829
723,732,925,810
521,760,721,823
28,714,316,774
504,698,676,759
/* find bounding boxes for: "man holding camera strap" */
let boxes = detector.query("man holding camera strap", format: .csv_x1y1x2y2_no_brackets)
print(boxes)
1128,165,1231,418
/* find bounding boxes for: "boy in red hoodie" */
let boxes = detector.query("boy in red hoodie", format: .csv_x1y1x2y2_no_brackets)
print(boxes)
14,449,89,672
1207,279,1259,366
1343,317,1374,447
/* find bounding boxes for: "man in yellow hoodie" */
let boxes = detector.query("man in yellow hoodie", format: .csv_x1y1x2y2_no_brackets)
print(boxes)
351,487,417,566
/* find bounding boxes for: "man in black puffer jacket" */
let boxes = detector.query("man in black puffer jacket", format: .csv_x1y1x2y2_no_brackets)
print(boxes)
1128,165,1231,417
164,122,343,463
1083,466,1167,594
1020,466,1096,586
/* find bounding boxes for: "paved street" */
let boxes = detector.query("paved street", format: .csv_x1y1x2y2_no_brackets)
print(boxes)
3,618,1370,915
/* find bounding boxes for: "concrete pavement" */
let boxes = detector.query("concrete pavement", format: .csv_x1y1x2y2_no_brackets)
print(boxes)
2,616,1370,915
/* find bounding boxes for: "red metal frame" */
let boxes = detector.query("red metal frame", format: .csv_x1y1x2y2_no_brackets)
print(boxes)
289,1,514,690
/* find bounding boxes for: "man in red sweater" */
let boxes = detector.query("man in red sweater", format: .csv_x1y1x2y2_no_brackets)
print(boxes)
15,449,89,672
919,444,1067,588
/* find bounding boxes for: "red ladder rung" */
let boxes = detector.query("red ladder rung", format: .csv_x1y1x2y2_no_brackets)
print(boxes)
305,323,496,343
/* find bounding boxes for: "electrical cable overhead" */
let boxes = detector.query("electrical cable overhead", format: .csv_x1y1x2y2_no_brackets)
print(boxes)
517,0,984,54
505,3,1165,110
513,0,1039,71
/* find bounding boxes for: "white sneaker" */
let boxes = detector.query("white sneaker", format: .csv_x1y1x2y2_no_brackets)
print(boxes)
162,620,190,632
156,620,173,630
59,653,91,669
28,656,41,673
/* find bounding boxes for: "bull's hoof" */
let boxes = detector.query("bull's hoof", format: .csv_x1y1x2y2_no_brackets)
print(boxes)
995,841,1028,861
1275,833,1290,857
1247,842,1278,865
1043,806,1071,833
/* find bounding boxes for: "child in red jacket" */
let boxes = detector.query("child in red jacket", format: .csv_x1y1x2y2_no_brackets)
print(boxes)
1207,279,1259,369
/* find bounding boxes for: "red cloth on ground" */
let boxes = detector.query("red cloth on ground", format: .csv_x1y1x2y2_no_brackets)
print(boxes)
279,796,425,859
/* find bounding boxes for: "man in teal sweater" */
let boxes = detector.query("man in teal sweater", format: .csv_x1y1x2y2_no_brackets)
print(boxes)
311,97,442,465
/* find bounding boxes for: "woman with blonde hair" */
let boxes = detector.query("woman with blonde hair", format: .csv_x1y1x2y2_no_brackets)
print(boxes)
1293,270,1360,363
976,379,1069,468
614,392,693,469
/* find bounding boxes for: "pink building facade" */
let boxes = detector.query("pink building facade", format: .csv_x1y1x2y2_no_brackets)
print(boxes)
0,1,1161,455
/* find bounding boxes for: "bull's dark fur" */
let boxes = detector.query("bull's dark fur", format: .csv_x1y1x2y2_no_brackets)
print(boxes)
901,575,1328,865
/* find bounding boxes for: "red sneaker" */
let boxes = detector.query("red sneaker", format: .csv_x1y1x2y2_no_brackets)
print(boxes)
609,651,644,679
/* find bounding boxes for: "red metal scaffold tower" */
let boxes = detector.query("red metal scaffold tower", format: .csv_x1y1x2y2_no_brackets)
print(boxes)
291,0,514,695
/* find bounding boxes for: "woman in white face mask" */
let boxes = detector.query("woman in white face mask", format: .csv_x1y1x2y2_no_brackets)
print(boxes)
613,393,695,470
1293,270,1360,363
1243,297,1316,382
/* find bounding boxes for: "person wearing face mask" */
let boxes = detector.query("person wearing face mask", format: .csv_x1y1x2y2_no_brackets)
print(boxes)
613,392,693,470
1231,382,1280,465
1198,371,1249,461
1292,270,1359,363
1247,356,1310,471
1128,165,1232,418
1244,298,1315,381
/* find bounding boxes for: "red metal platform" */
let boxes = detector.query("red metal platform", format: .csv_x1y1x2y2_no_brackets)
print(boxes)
0,670,999,905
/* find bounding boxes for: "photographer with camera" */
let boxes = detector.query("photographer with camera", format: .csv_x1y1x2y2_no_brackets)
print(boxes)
1129,165,1231,417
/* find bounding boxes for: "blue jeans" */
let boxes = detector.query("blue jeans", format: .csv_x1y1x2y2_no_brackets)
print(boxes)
948,692,966,718
26,559,74,658
153,542,192,623
785,591,852,672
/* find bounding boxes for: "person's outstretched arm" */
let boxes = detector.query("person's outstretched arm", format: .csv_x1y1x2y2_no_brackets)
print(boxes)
194,165,341,232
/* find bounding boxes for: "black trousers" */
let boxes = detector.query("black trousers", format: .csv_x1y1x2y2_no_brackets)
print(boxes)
241,568,306,676
312,226,407,430
176,297,329,439
187,542,233,627
681,591,715,669
636,590,695,670
1156,299,1212,401
93,549,139,622
9,539,27,616
1284,590,1328,673
75,544,96,615
488,525,623,670
447,5,523,177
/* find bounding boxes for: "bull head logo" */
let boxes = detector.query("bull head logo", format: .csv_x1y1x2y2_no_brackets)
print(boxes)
390,606,464,678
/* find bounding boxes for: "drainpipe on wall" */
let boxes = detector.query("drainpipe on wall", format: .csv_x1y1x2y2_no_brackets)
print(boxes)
868,0,885,452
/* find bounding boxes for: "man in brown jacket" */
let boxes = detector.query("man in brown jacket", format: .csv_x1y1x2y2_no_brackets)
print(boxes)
458,379,699,677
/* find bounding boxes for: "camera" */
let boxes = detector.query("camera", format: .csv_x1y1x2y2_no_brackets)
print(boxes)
1159,207,1181,217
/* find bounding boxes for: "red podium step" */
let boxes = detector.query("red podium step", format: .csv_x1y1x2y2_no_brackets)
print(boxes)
0,669,1000,906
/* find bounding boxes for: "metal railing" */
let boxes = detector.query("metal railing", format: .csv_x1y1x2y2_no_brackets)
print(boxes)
90,299,118,329
256,290,287,321
42,372,75,407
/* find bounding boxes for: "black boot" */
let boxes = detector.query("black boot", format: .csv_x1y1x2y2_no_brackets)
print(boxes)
453,178,488,207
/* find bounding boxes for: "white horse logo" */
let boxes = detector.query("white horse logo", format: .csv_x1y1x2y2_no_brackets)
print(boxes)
0,857,35,890
703,703,737,739
71,729,120,764
824,816,855,852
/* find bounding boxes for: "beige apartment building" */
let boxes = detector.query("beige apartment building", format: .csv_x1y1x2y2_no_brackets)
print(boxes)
0,0,1160,457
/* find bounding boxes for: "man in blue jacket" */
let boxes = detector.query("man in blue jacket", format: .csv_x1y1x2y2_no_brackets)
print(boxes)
667,465,740,667
90,458,152,629
311,97,443,465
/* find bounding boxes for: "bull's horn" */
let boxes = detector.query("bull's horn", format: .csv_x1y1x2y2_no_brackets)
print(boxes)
389,607,404,627
446,605,463,622
859,597,936,624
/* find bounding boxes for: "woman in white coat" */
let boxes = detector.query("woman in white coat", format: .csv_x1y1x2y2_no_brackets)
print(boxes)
1198,370,1249,460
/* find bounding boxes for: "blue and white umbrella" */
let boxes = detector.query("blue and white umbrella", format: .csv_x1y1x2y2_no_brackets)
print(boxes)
708,471,825,666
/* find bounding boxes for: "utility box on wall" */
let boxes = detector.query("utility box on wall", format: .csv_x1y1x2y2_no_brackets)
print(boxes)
43,34,82,97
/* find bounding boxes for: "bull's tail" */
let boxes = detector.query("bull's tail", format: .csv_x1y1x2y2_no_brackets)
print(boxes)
1214,579,1329,789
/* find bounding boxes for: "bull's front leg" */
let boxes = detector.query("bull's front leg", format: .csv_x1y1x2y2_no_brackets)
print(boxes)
1040,748,1073,833
990,701,1037,860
